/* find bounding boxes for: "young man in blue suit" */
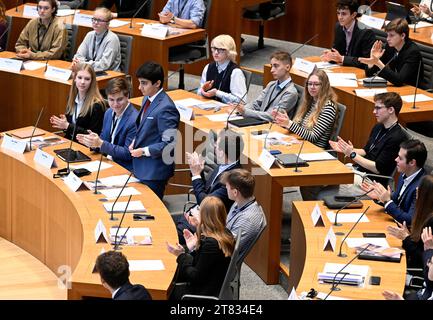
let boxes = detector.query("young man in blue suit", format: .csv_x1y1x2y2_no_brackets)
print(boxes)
76,78,138,171
129,61,180,199
362,139,427,225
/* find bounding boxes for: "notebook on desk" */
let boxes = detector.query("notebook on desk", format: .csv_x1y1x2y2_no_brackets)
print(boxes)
228,117,268,127
274,153,309,168
385,1,410,22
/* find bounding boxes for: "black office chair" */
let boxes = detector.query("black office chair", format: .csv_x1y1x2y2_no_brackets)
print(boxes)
241,68,253,92
2,15,12,51
168,0,212,90
64,23,78,62
181,230,242,300
243,1,286,50
329,103,347,143
116,34,133,74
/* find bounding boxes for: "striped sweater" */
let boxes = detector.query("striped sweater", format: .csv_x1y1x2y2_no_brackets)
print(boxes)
289,100,337,148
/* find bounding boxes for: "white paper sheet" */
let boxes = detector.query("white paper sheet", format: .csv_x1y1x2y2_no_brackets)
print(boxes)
401,94,433,103
345,238,390,248
23,61,46,71
300,152,336,161
175,98,205,107
70,160,113,172
99,187,141,199
354,88,387,97
326,73,358,87
103,200,146,213
314,62,339,69
323,262,370,278
205,113,243,122
128,260,165,271
97,174,140,187
326,211,370,223
109,19,130,28
57,9,76,16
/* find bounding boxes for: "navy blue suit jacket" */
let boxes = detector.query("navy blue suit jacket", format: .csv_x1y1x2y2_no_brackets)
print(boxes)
132,91,180,181
113,282,152,300
192,161,242,212
99,104,138,171
385,169,426,225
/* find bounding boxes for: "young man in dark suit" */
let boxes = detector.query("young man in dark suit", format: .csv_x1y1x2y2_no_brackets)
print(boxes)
77,78,138,171
359,18,424,87
129,61,180,199
361,139,427,225
321,0,375,69
99,0,151,18
95,251,152,300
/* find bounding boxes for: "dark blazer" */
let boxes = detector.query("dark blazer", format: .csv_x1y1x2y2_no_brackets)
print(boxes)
420,249,433,300
385,169,426,225
99,0,151,18
333,21,375,69
192,161,242,212
65,102,105,141
403,216,433,269
99,104,138,171
113,282,152,300
171,235,231,299
365,39,424,87
132,91,180,182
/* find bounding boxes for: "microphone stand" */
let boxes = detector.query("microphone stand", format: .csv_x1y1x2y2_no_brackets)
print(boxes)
110,172,133,222
28,107,44,151
293,140,305,173
263,104,283,150
363,53,398,87
112,195,132,250
225,91,248,130
338,206,370,257
130,0,151,28
411,60,422,109
94,153,104,194
290,33,319,56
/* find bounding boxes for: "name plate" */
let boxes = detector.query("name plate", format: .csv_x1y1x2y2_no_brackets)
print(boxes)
311,203,325,227
0,58,23,73
359,15,384,30
34,148,57,169
141,24,168,39
64,171,84,192
259,148,275,170
94,219,109,243
23,5,39,18
1,135,26,153
73,13,93,27
323,227,337,252
176,105,194,120
292,58,316,74
45,66,72,82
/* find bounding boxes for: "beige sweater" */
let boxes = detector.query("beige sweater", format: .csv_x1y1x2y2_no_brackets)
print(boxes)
15,17,67,60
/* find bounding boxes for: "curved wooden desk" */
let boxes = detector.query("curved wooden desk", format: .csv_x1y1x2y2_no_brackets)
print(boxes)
0,128,178,300
291,200,406,299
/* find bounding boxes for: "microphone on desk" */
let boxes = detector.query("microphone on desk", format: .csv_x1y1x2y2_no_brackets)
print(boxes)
28,107,44,152
94,153,104,194
337,205,370,257
225,91,248,130
263,104,284,150
323,243,372,299
290,33,319,56
411,60,422,110
44,56,50,72
0,23,11,51
363,52,398,87
293,140,305,172
112,194,132,251
110,171,133,222
15,0,21,12
130,0,151,28
358,0,379,16
333,188,373,230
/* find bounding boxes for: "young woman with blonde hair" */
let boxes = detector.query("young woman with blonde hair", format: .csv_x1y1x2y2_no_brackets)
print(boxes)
198,34,246,104
273,68,338,148
0,1,7,51
50,63,106,140
167,196,235,300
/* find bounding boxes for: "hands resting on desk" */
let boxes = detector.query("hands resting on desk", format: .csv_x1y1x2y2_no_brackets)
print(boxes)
16,48,34,60
321,48,344,64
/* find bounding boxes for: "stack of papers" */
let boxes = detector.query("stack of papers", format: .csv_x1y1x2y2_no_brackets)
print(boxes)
85,174,140,190
318,263,369,286
325,73,358,87
326,211,370,223
401,94,433,103
205,113,242,122
175,98,225,111
70,160,113,172
99,187,141,199
103,200,146,213
355,243,403,262
110,227,152,245
299,152,336,161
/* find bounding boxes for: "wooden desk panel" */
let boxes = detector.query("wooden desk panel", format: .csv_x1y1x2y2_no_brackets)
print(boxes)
0,51,123,132
132,89,354,284
291,200,406,299
0,127,178,299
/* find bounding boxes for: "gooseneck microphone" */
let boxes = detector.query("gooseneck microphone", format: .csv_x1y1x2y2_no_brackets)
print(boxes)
130,0,151,28
28,107,44,151
290,34,319,56
359,0,379,15
225,91,248,130
112,195,132,250
110,172,133,222
55,106,78,177
338,206,370,257
333,189,373,229
323,244,372,300
94,153,104,194
293,140,305,173
363,53,398,87
411,60,422,110
263,104,284,150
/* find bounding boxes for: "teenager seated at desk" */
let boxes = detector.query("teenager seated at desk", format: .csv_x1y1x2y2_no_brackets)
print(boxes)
71,7,121,73
359,18,424,87
197,34,246,104
229,51,298,122
167,196,234,300
50,63,106,141
320,0,375,69
273,69,337,149
99,0,151,18
15,0,67,60
76,78,138,171
159,0,205,29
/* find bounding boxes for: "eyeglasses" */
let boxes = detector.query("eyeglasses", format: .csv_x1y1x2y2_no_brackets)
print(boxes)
307,82,321,87
92,18,109,24
211,47,226,54
37,5,51,11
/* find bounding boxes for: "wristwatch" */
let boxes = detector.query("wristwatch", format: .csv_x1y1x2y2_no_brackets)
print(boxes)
349,151,357,159
170,16,175,24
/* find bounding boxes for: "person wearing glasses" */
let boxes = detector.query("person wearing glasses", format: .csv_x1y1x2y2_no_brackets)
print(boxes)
197,35,246,104
72,7,121,73
99,0,151,18
159,0,205,29
50,63,106,141
273,69,337,149
229,51,298,122
15,0,67,60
